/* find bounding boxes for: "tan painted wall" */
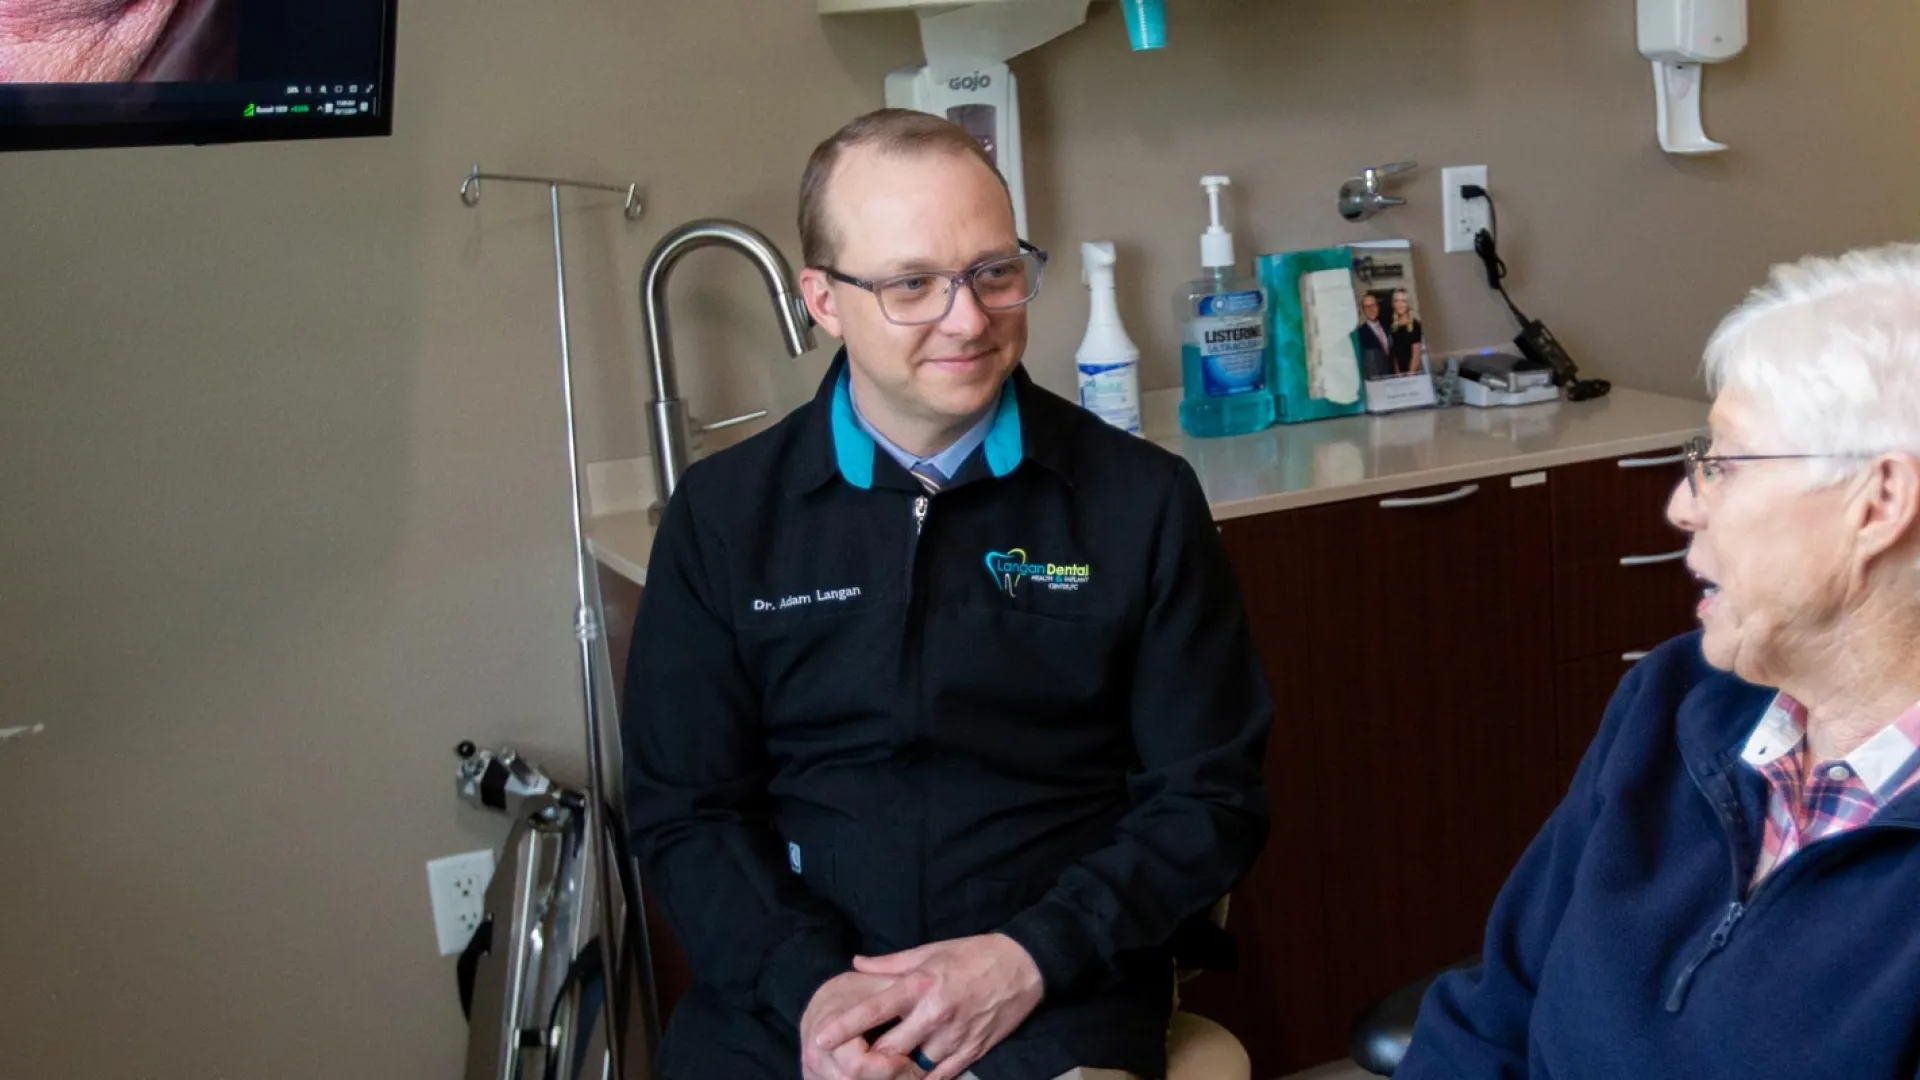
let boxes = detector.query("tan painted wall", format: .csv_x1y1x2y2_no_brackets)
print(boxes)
3,1,1915,1075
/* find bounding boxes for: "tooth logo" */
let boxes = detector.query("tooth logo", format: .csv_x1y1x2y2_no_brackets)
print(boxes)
984,548,1030,595
983,548,1092,596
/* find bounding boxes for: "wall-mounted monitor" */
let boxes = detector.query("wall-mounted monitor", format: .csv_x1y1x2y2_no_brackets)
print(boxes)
0,1,397,153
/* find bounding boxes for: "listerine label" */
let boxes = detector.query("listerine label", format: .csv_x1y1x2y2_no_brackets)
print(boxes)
1194,289,1266,397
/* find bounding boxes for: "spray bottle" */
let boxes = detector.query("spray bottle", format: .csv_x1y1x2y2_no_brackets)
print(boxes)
1177,175,1276,438
1075,242,1142,434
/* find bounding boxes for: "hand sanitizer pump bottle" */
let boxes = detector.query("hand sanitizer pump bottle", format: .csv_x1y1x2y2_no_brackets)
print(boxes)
1177,176,1275,438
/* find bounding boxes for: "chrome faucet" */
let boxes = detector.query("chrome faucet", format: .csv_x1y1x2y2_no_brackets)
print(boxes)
1338,161,1418,222
639,219,816,519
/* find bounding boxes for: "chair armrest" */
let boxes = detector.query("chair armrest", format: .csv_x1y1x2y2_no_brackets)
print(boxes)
1347,954,1481,1077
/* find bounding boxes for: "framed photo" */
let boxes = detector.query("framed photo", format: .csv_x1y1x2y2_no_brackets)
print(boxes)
1346,240,1437,414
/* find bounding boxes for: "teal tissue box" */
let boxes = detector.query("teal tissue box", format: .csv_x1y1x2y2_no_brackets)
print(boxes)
1256,248,1368,424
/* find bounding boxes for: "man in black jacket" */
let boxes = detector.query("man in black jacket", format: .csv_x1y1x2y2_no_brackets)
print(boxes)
623,109,1272,1080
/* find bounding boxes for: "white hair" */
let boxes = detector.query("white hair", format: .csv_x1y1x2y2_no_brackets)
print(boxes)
1704,242,1920,485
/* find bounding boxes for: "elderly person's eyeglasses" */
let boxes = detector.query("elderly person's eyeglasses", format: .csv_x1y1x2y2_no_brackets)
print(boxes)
813,241,1049,327
1681,435,1874,498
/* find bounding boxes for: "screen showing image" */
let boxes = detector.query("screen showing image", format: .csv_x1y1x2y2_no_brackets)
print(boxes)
0,0,396,151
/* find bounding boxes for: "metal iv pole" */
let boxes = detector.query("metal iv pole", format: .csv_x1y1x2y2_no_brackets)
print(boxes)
456,163,654,1080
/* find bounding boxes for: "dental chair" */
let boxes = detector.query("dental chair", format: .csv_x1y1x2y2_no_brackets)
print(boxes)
1166,1010,1249,1080
1165,899,1252,1080
1345,956,1481,1076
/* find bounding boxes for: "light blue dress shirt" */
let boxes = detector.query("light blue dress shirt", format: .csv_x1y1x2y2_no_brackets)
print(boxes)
849,386,1001,481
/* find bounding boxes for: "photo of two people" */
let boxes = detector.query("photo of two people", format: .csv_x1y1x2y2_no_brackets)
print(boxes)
1345,239,1437,413
1352,287,1425,381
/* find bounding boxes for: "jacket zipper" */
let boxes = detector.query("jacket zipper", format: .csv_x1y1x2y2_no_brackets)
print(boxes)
1668,764,1920,1012
1663,901,1743,1011
905,490,930,942
905,494,928,588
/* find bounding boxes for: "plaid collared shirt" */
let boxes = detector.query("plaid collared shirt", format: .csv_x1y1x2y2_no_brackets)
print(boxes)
1742,693,1920,889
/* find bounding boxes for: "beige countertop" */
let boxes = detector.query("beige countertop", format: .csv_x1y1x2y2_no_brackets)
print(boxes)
587,509,657,587
587,385,1708,586
1138,384,1707,521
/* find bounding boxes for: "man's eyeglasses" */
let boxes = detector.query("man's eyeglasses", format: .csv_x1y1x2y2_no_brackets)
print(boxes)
1681,434,1874,498
813,241,1049,327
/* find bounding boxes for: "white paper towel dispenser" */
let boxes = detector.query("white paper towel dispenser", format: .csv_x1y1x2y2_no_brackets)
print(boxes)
886,63,1028,237
1638,0,1746,155
881,0,1093,240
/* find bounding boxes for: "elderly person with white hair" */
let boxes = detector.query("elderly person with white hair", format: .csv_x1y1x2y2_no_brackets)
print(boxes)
1398,243,1920,1080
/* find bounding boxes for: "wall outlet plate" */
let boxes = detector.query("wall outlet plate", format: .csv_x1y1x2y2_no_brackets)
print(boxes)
1442,165,1490,254
426,849,496,956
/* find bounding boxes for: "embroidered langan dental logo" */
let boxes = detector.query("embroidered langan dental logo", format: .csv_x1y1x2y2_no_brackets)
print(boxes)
984,548,1092,596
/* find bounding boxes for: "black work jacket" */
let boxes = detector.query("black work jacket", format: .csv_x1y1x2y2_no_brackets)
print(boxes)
623,352,1271,1079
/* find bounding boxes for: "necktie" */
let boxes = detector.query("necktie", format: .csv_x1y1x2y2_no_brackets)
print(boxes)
910,462,946,494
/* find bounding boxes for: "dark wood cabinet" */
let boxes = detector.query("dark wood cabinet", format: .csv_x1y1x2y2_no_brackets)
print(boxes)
1186,475,1559,1076
1293,478,1561,1053
1553,650,1639,786
1548,449,1696,661
1185,448,1697,1078
1208,511,1333,1062
1551,558,1696,659
1548,447,1690,565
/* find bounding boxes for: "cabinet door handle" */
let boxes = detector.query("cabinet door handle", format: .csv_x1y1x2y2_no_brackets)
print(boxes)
1619,548,1687,567
1379,484,1479,509
1622,650,1651,662
1617,451,1686,469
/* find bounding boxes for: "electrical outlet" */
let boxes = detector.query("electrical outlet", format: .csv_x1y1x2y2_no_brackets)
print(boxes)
1442,165,1491,254
426,849,496,956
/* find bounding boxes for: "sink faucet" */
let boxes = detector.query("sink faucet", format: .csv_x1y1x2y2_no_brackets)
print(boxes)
639,219,816,518
1338,161,1418,222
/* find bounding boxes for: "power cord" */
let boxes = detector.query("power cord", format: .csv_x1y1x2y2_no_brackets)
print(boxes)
1460,184,1611,402
1461,185,1520,320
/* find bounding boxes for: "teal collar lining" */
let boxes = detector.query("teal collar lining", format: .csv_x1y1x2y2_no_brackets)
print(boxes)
828,370,1022,490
